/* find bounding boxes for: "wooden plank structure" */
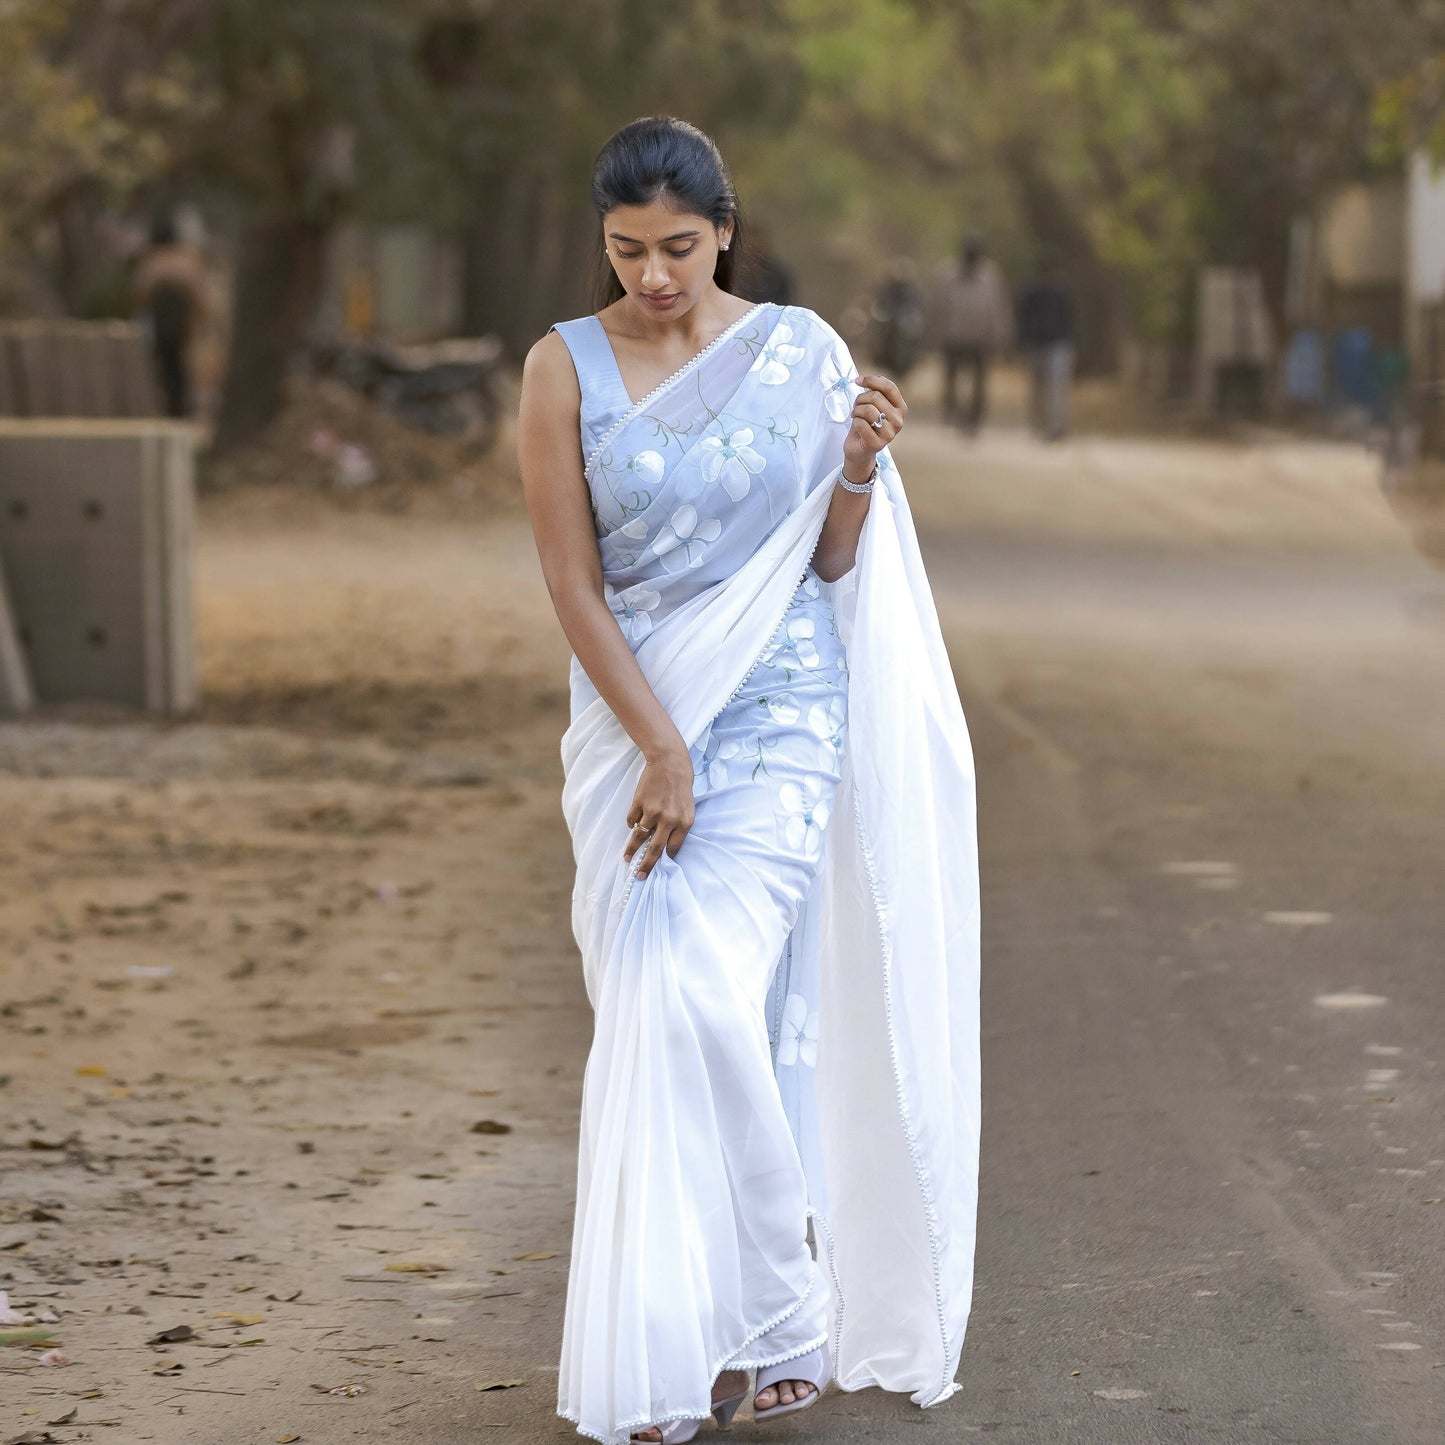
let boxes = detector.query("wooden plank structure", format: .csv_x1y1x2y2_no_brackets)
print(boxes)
0,420,196,713
0,321,163,419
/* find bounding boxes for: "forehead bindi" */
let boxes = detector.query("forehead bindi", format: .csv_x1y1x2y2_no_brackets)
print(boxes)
605,205,711,245
608,227,700,244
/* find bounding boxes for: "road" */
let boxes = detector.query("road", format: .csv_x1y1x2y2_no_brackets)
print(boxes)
915,425,1445,1442
476,421,1445,1443
3,421,1443,1443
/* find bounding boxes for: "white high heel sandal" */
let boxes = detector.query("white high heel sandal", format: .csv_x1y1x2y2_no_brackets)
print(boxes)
752,1343,831,1423
629,1373,750,1442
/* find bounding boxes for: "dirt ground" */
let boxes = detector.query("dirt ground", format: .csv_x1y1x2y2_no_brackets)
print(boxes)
0,469,591,1442
2,366,1435,1442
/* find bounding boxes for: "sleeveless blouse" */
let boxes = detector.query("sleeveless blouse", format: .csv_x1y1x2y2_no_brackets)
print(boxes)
550,316,636,472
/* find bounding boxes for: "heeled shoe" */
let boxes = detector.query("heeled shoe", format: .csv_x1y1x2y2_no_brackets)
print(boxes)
710,1376,749,1430
752,1342,831,1423
628,1374,751,1442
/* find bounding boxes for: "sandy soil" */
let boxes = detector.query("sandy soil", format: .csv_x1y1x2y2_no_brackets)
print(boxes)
1,478,585,1443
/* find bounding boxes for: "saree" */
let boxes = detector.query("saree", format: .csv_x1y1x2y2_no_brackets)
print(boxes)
551,302,980,1444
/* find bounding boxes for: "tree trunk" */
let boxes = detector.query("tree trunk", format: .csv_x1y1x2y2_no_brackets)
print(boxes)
462,162,594,356
211,214,330,456
523,165,595,346
461,165,540,356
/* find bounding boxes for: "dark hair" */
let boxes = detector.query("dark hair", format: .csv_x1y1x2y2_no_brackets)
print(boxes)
590,116,743,309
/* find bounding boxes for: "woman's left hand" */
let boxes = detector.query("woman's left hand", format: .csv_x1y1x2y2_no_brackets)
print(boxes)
843,372,908,479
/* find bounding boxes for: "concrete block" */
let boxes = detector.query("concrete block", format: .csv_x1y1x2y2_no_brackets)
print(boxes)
0,552,33,714
0,420,196,713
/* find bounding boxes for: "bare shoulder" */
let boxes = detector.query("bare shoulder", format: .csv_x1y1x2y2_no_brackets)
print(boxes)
522,329,580,403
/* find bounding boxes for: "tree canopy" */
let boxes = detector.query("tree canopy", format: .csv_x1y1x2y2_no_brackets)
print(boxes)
1,0,1440,432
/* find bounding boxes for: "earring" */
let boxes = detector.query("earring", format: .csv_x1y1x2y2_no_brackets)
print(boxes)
721,242,731,252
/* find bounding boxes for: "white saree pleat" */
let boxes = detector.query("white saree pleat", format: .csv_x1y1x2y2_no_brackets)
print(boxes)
561,853,819,1438
559,488,835,1443
816,467,980,1406
554,304,979,1443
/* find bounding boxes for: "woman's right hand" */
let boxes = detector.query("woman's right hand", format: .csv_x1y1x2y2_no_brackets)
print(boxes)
623,742,696,880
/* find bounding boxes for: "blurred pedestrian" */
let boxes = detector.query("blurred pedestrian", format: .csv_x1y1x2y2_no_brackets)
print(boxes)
133,210,213,418
933,234,1013,433
870,256,926,378
1018,257,1074,441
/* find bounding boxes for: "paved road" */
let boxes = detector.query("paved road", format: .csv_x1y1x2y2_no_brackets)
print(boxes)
474,423,1445,1443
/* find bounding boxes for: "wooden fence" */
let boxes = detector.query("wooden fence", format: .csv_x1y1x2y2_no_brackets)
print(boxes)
0,321,163,419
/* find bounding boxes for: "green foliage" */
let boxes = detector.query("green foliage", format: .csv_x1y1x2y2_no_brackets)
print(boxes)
727,0,1445,342
2,0,1443,346
0,1,177,244
1373,53,1445,164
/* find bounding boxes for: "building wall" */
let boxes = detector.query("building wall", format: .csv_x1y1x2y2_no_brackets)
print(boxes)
1319,182,1405,289
317,226,465,342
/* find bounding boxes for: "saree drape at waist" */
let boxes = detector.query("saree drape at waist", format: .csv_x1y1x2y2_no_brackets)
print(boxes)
552,304,979,1444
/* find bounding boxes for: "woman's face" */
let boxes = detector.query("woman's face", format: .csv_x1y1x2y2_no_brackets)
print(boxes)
603,199,732,319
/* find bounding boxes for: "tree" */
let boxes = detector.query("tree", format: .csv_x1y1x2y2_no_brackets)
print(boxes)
0,0,185,314
5,0,1443,426
735,0,1442,361
415,0,805,356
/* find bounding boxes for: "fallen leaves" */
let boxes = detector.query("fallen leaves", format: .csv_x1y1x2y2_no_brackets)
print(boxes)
147,1324,197,1345
383,1262,449,1274
470,1120,511,1135
312,1382,367,1397
476,1378,524,1392
0,1327,57,1348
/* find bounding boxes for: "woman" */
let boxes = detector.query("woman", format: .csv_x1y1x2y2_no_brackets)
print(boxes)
517,117,980,1445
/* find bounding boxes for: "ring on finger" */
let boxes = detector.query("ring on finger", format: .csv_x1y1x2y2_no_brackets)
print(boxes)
871,409,887,430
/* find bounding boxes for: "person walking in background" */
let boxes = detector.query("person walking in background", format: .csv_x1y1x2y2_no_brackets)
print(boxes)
933,233,1012,434
133,210,215,418
869,256,927,379
1018,256,1074,442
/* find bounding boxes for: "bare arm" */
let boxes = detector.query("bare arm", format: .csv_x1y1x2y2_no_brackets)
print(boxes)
516,333,694,879
811,371,908,583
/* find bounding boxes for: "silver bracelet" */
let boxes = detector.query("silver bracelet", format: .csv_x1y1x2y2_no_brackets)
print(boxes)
837,462,878,494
